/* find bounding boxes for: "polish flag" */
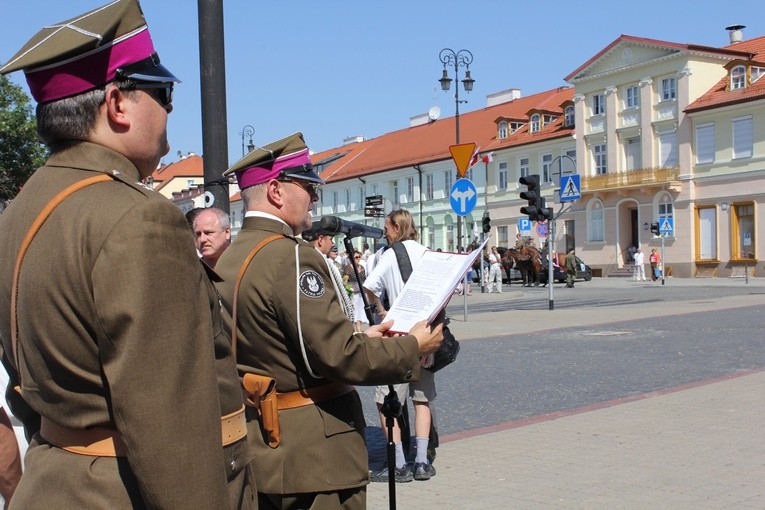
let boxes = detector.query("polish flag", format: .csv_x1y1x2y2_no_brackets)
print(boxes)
468,146,481,168
481,152,495,164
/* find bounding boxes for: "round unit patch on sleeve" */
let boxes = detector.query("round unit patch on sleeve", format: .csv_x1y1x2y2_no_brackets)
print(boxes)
299,270,325,298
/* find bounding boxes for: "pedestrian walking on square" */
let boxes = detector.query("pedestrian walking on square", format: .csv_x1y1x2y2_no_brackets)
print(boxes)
488,246,503,293
565,248,577,288
633,248,647,281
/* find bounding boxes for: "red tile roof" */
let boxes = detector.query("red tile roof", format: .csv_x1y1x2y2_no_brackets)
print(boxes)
686,36,765,113
312,87,575,184
150,154,204,191
565,34,752,82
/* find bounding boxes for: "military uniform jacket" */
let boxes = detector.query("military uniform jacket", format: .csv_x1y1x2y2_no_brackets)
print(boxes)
215,216,421,495
0,143,252,509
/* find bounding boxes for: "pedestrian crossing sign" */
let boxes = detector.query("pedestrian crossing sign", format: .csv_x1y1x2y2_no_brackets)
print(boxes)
659,218,674,234
559,175,581,202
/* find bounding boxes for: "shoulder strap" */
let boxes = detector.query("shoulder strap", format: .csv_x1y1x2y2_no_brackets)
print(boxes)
230,234,285,358
391,242,413,283
10,173,114,376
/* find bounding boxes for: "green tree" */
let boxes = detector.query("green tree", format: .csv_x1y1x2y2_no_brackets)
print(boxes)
0,75,47,200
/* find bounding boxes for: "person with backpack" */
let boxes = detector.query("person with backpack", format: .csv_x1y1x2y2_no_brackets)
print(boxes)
364,209,438,482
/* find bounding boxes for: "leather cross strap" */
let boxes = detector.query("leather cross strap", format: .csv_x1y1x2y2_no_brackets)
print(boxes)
10,173,114,375
40,405,247,457
230,234,285,358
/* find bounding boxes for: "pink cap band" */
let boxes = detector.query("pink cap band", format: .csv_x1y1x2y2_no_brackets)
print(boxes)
25,27,155,103
236,148,312,189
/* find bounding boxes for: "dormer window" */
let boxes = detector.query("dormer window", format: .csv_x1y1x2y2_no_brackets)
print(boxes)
543,114,557,126
564,105,575,127
498,120,508,140
730,66,746,90
731,65,746,90
510,122,524,133
530,114,540,133
752,66,765,83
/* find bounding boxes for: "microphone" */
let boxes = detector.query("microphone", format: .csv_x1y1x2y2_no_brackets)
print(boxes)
318,216,384,239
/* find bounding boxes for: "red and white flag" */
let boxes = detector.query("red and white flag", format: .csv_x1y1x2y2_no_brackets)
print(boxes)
481,152,494,164
468,146,481,168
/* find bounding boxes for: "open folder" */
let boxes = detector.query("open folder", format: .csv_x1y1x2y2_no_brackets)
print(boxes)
385,237,490,333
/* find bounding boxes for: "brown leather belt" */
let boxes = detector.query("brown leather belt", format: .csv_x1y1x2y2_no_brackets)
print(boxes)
277,382,355,410
40,405,247,457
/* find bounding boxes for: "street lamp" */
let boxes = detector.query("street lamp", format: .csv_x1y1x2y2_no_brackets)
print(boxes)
438,48,475,255
438,48,474,145
240,125,255,157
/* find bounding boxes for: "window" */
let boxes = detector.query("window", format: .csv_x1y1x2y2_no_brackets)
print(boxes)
625,137,641,171
426,174,434,200
564,105,575,127
593,144,607,175
592,93,605,115
658,130,678,167
187,179,195,188
498,162,508,190
392,180,398,204
731,65,746,90
358,187,364,209
752,66,765,83
444,171,453,196
466,168,474,181
332,191,338,213
565,149,577,167
498,226,508,246
428,225,435,249
406,177,415,203
510,122,524,133
530,114,540,133
625,85,639,108
519,157,529,178
343,189,350,211
695,123,715,164
696,207,717,260
732,116,753,159
498,121,508,139
543,114,557,126
661,77,676,101
542,154,553,183
587,200,604,242
732,203,755,259
446,220,455,251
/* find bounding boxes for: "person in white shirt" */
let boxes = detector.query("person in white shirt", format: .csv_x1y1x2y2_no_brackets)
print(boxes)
364,209,437,482
487,246,503,293
633,248,647,281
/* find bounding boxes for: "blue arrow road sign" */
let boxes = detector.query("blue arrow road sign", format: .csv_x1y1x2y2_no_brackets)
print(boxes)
450,178,477,217
659,217,674,234
519,218,531,233
559,174,581,202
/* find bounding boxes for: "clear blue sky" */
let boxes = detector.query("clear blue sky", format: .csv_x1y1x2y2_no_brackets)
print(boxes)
1,0,760,167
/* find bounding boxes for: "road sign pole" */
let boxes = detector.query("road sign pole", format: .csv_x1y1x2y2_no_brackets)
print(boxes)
661,234,666,286
462,216,468,321
548,220,555,310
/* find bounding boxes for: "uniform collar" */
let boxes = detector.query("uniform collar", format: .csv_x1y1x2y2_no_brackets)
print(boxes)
45,141,142,182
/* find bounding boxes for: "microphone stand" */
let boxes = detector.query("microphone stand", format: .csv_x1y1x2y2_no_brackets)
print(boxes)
343,237,400,510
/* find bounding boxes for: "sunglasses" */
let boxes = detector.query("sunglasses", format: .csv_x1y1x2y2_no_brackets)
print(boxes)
279,178,321,197
119,81,174,107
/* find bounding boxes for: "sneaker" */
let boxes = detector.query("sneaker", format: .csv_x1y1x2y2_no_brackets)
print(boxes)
413,462,436,481
370,464,413,483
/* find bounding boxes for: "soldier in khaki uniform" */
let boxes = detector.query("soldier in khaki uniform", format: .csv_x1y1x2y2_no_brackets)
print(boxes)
0,1,255,508
215,132,444,510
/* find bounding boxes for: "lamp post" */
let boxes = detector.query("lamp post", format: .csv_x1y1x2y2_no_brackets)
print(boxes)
438,48,475,254
240,125,255,157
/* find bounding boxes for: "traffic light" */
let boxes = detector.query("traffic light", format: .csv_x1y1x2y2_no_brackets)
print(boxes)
519,174,541,221
650,221,660,237
537,197,553,222
482,211,491,233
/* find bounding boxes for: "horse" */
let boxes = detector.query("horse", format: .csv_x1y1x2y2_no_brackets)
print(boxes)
504,246,543,287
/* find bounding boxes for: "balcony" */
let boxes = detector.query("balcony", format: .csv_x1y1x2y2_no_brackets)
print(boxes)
581,166,679,192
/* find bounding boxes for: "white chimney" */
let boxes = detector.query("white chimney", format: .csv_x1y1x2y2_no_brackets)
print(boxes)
409,113,429,127
726,24,745,44
342,135,366,145
486,88,522,107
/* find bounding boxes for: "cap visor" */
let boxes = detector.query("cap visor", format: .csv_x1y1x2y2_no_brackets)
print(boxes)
125,63,179,83
282,168,325,185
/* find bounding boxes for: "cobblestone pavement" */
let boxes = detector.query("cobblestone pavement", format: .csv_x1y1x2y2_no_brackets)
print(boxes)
364,277,765,509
